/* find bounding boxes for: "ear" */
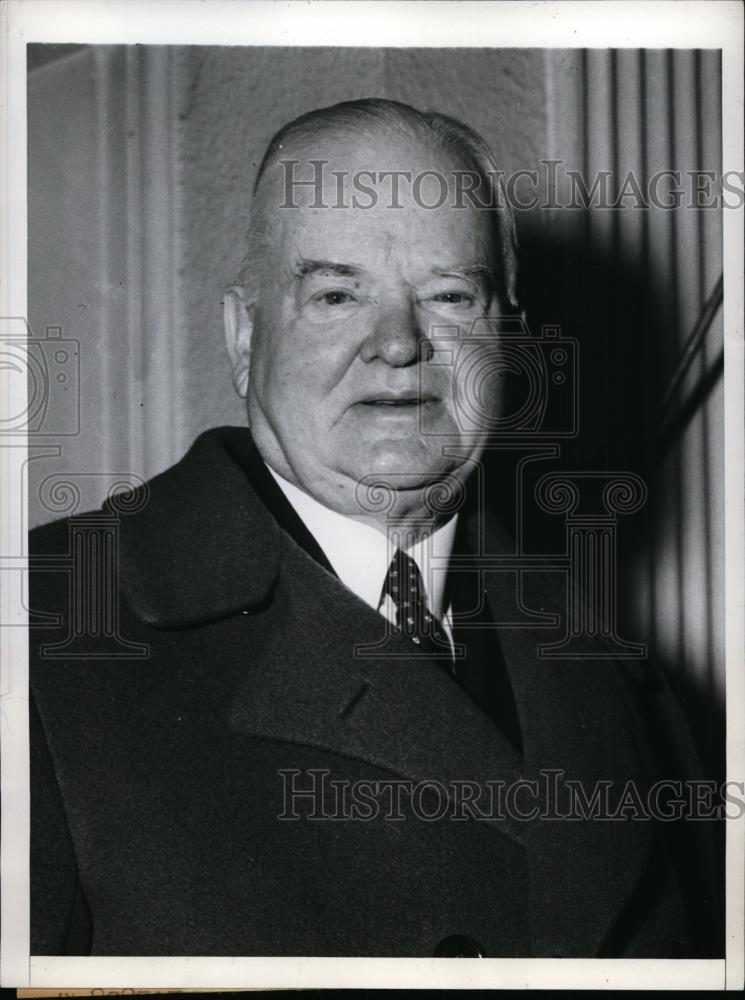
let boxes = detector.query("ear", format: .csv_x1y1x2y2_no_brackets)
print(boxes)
223,285,255,398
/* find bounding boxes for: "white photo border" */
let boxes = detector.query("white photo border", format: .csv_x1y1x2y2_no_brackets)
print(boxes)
2,0,743,991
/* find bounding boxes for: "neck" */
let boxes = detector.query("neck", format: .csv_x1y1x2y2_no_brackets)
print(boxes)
249,419,469,543
269,465,462,545
345,492,456,544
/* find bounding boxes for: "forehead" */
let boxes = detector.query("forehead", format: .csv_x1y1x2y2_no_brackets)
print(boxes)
256,128,495,268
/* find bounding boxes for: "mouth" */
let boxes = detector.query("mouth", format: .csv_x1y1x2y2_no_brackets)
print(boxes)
358,393,436,408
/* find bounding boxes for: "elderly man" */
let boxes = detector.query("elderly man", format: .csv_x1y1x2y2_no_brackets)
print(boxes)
30,99,719,958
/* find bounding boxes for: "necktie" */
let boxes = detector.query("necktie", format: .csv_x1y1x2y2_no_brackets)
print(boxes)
381,548,453,665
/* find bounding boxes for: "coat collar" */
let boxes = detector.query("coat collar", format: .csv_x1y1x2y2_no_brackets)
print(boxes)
107,427,282,627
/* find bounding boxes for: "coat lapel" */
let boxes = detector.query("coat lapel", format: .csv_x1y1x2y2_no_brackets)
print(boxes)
108,427,282,626
227,535,528,848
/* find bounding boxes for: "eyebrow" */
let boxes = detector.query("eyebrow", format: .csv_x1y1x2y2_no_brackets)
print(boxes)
430,265,494,284
292,258,494,285
294,258,365,280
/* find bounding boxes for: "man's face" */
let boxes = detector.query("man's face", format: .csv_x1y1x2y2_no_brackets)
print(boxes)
232,130,506,522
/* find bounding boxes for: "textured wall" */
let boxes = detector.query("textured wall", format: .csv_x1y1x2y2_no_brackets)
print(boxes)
28,46,184,527
28,48,129,524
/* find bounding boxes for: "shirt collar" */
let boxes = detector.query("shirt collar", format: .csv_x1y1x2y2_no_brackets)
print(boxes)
266,466,458,619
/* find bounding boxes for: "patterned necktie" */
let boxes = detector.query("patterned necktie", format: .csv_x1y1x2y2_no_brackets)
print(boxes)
381,548,453,665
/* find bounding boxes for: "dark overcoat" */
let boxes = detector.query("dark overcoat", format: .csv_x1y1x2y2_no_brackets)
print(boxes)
29,427,720,957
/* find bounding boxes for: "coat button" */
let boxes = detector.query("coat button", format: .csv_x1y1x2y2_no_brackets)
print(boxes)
433,934,487,957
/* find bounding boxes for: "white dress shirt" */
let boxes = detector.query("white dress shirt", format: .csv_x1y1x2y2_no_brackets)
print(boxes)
267,466,457,643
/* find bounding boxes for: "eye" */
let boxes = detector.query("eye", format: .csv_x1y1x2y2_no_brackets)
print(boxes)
431,292,474,305
424,290,478,312
314,290,356,307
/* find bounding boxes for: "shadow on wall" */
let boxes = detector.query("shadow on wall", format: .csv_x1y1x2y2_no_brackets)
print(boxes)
482,220,725,787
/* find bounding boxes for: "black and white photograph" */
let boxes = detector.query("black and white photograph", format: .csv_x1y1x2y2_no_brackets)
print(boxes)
1,0,743,992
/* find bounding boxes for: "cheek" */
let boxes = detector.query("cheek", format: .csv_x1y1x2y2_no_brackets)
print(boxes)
451,344,505,430
251,326,349,429
263,317,361,393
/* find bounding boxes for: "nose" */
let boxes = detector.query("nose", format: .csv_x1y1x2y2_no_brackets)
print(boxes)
360,299,432,367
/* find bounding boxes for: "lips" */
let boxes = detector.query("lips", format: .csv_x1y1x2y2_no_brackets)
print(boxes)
358,393,436,406
362,399,420,407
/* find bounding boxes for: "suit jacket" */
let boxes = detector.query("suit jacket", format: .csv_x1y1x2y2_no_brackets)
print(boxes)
29,426,721,957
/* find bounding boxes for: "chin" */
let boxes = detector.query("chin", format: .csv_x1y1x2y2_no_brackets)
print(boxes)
344,439,457,489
